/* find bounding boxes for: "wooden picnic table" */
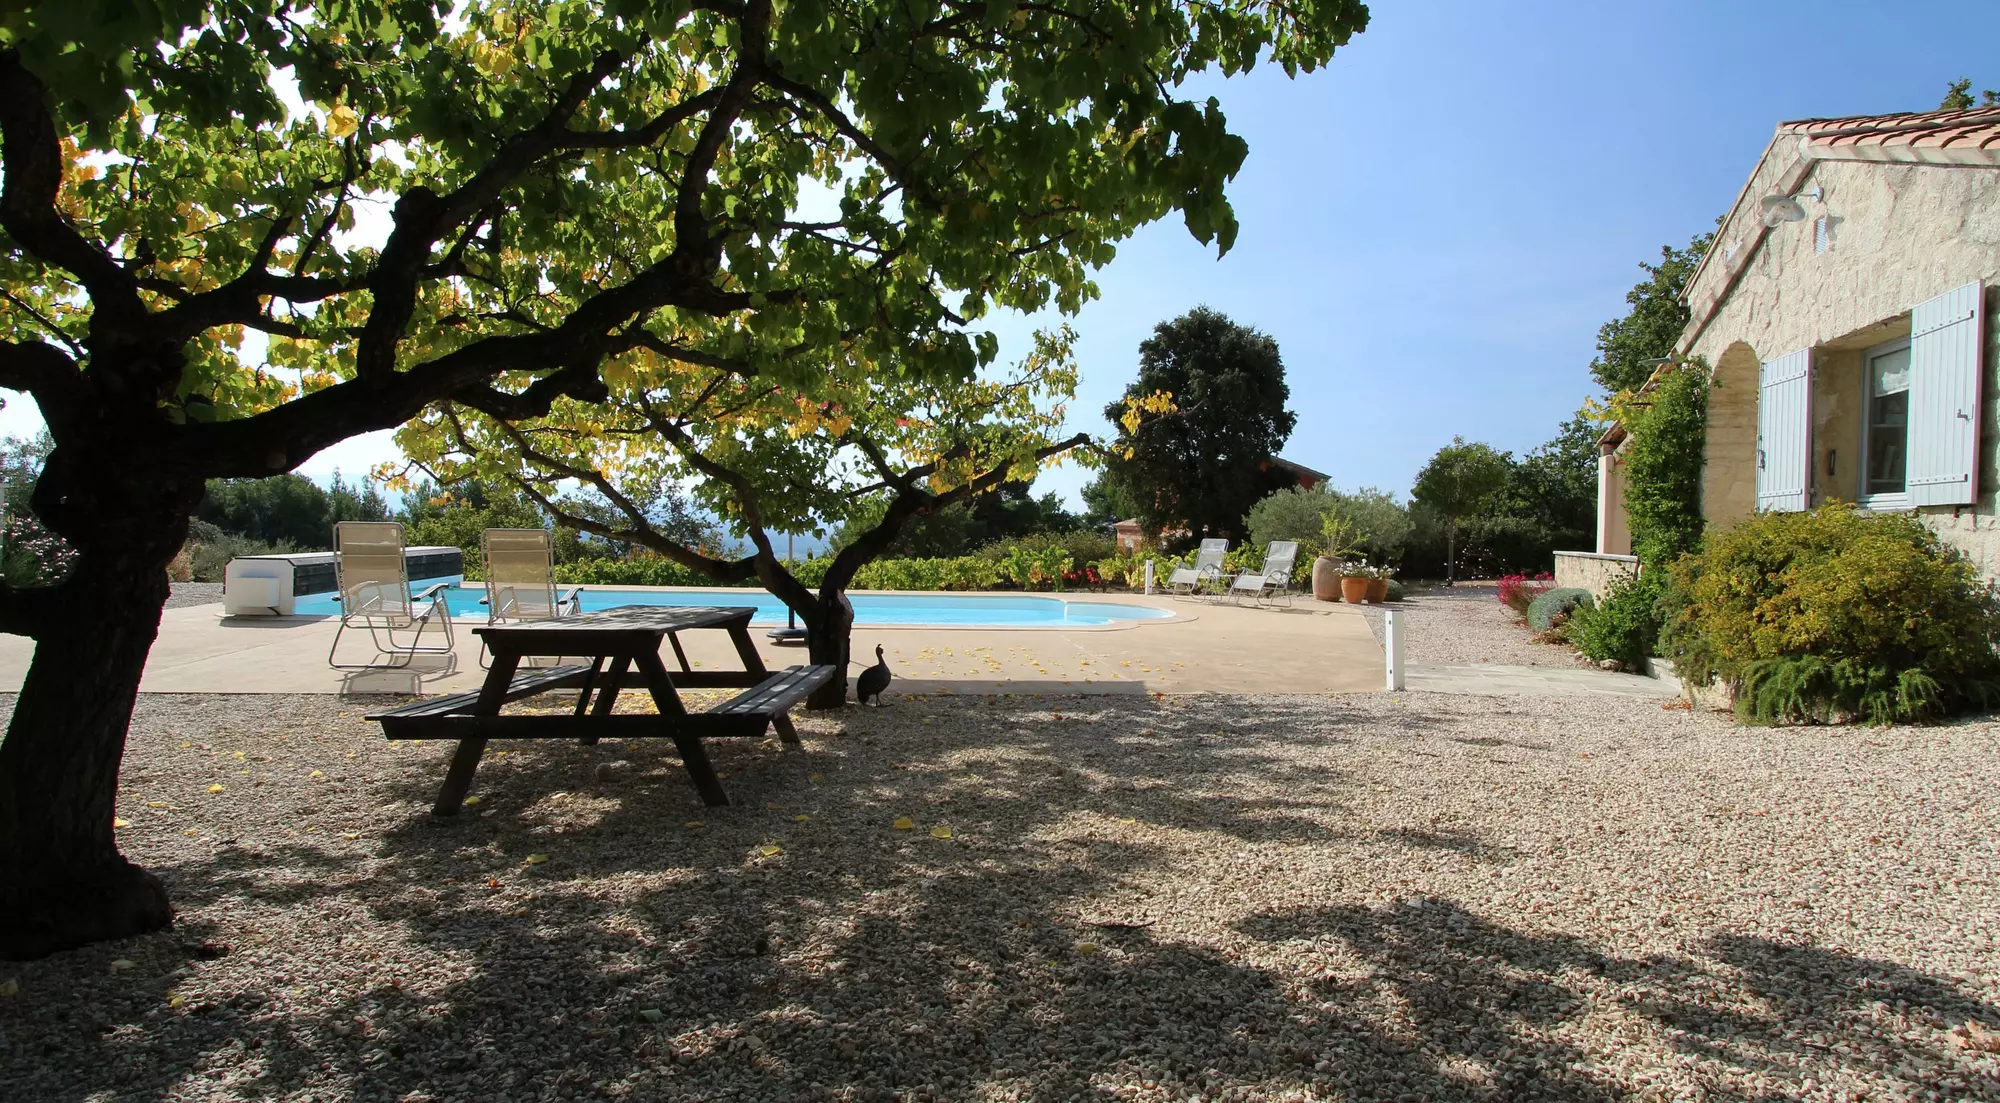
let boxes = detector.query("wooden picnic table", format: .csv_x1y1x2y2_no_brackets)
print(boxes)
367,606,837,813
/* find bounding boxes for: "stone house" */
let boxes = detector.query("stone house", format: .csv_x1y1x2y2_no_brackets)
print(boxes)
1561,105,2000,595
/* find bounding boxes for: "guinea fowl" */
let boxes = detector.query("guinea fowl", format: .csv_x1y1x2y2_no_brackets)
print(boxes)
856,644,893,706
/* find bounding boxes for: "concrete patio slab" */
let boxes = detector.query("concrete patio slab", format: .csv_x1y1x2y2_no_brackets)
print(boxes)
0,589,1389,697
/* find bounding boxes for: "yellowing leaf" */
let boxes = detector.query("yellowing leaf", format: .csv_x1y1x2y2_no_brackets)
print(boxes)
179,742,192,749
793,814,810,822
168,994,185,1008
342,832,360,839
758,844,783,857
892,816,915,831
309,770,324,778
207,784,225,794
326,104,359,139
684,821,704,829
146,801,165,808
462,795,482,806
930,826,953,840
524,853,550,865
1076,942,1101,955
112,817,129,829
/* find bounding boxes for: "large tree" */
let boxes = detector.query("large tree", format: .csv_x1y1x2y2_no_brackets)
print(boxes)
1410,436,1512,585
404,330,1089,707
1102,307,1298,541
1588,232,1712,395
0,0,1371,956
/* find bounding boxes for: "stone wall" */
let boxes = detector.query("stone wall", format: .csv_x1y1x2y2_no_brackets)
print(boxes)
1553,551,1638,600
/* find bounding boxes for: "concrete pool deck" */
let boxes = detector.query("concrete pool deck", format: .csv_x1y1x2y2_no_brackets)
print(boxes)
0,590,1393,697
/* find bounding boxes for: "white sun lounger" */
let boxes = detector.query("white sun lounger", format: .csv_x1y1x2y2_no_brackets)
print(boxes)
1229,541,1300,606
478,528,582,667
1166,538,1230,599
328,521,455,669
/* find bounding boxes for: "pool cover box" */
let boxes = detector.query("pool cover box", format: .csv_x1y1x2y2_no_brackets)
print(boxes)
222,546,464,616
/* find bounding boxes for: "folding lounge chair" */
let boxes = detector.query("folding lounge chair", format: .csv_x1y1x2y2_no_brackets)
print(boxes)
1165,538,1230,599
1229,541,1300,606
328,521,455,670
478,528,582,667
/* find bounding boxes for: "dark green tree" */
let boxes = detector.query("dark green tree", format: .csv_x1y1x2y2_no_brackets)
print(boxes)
1079,470,1144,528
1940,78,1999,110
1104,308,1298,541
1502,415,1599,551
198,475,334,549
1411,437,1513,584
1589,232,1713,395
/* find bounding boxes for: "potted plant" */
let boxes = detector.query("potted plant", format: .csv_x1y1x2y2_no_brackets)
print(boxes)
1338,561,1372,604
1365,564,1393,604
1311,516,1357,602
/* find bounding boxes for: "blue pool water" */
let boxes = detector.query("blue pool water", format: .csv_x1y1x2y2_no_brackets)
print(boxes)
290,586,1172,627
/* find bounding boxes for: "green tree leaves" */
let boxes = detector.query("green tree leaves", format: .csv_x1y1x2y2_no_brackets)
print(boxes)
1589,232,1711,395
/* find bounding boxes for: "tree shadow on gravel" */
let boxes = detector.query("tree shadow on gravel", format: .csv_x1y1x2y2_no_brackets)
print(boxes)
7,693,1997,1103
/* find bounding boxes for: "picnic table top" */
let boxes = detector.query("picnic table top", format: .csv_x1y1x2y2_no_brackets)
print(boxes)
472,605,757,639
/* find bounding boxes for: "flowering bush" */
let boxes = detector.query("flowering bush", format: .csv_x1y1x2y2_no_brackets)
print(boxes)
1497,572,1554,618
0,508,77,587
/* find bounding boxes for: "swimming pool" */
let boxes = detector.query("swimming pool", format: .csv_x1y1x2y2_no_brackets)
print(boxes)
289,586,1175,628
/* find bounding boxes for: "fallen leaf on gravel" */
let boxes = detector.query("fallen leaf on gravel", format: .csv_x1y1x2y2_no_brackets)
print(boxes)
179,742,192,748
525,854,550,865
1957,1021,2000,1053
808,774,822,782
1117,817,1136,825
168,994,185,1008
342,832,360,839
793,814,810,822
1075,942,1100,955
207,784,225,794
462,795,482,806
930,826,953,839
685,821,704,829
758,844,782,857
893,816,915,831
183,829,199,836
638,1008,665,1023
146,801,166,808
766,802,780,810
109,960,134,973
0,978,17,997
309,770,324,778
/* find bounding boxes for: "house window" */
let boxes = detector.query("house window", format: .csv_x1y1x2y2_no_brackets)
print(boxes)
1862,338,1912,502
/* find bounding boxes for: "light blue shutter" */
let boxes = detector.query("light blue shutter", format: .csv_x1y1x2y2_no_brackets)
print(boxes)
1906,281,1986,507
1757,348,1812,512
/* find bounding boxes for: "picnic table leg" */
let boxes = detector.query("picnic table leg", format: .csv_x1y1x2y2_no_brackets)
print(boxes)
572,655,606,717
667,631,693,673
723,622,803,748
580,654,631,746
631,649,730,804
435,652,519,816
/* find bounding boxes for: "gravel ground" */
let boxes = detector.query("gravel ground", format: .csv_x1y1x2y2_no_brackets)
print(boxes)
1356,583,1592,669
4,690,1998,1102
166,582,225,610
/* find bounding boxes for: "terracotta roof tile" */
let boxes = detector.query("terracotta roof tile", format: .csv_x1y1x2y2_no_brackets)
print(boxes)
1780,106,2000,165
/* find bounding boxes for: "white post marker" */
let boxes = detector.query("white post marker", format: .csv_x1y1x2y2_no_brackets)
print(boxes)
1144,559,1155,595
1384,608,1405,691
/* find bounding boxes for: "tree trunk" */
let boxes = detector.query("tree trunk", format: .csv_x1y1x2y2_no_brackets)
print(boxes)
804,589,854,710
1445,517,1457,587
0,464,193,959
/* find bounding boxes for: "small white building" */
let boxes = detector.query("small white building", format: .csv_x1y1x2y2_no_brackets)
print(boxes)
1566,105,2000,593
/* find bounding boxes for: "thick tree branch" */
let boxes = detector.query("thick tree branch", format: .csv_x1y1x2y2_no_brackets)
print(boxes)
0,50,146,331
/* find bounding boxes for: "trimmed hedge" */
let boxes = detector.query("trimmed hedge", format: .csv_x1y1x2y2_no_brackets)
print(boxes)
1525,586,1594,634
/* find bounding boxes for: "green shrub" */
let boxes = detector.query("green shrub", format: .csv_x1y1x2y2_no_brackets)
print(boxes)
1384,579,1405,602
1664,503,2000,724
1569,571,1666,666
1525,586,1594,634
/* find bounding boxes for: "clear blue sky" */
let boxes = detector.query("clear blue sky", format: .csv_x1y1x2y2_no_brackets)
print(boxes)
2,1,1994,514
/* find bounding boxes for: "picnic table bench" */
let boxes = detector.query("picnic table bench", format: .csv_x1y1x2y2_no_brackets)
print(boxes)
367,606,836,812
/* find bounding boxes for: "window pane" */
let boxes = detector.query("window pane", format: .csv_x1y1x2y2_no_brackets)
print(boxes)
1871,347,1911,397
1867,389,1908,495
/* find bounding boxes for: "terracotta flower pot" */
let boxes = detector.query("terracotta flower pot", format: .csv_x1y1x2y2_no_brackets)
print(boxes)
1366,578,1389,603
1311,557,1344,601
1339,576,1369,603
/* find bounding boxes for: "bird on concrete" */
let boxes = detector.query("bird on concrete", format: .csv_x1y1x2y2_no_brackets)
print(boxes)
856,644,893,706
